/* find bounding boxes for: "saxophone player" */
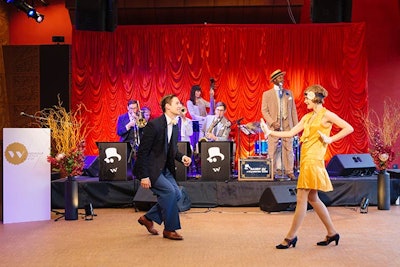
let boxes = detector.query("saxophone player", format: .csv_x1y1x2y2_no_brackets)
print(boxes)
201,102,231,141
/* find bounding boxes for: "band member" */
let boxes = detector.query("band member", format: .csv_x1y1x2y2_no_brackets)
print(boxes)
116,100,141,172
261,69,298,180
178,106,194,146
134,94,192,240
187,85,214,141
201,102,231,141
141,106,152,121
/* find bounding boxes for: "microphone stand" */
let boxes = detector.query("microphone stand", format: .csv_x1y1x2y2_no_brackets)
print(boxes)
277,84,288,181
225,118,241,183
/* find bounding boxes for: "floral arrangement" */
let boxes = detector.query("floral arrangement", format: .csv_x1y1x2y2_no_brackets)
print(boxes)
35,97,89,177
362,99,400,171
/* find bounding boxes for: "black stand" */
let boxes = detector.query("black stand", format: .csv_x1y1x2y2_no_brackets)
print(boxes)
377,170,390,210
276,87,290,181
54,177,80,221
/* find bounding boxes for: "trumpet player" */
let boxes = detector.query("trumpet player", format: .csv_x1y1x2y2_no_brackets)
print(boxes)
141,106,152,122
117,100,142,174
201,102,231,141
178,106,194,148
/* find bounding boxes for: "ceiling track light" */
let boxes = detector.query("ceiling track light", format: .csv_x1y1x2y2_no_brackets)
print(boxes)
3,0,45,23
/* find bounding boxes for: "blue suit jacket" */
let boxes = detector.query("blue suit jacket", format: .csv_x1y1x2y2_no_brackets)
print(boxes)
116,113,131,142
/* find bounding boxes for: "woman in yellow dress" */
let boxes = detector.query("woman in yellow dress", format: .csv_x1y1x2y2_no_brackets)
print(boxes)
260,84,354,249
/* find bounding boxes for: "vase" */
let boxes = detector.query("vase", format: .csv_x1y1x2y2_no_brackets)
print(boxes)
64,176,79,220
377,170,390,210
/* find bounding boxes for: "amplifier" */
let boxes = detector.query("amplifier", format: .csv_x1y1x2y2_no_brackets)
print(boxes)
238,158,273,181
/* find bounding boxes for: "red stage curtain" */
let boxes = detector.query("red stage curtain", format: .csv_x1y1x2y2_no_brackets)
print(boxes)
72,23,368,164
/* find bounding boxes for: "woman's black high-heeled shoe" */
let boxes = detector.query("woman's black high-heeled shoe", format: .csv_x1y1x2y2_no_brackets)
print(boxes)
276,236,298,249
317,233,340,246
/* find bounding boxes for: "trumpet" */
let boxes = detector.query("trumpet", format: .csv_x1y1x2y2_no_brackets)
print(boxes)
136,101,147,128
181,106,187,114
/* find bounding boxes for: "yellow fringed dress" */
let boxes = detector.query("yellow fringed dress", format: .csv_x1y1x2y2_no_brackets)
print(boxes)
297,107,333,192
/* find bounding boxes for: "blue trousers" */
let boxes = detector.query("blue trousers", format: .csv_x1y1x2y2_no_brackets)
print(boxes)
145,169,182,231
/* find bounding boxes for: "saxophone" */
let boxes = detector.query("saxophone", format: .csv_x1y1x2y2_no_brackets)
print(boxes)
199,117,221,142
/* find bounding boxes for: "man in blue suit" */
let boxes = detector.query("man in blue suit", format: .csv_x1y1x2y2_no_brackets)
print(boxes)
117,100,141,173
134,94,192,240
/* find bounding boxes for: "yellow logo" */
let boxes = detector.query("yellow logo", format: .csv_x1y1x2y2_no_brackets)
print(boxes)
5,142,28,165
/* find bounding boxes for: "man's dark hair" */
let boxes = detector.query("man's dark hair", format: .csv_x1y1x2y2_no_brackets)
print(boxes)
127,99,138,106
160,94,177,112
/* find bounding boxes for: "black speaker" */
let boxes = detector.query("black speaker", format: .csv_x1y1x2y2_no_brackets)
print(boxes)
83,156,99,177
75,0,117,32
40,45,70,111
133,186,191,212
133,186,157,211
259,185,297,212
312,0,352,23
326,153,376,177
175,142,191,181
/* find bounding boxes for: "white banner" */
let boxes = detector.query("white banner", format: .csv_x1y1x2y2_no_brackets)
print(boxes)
3,128,51,224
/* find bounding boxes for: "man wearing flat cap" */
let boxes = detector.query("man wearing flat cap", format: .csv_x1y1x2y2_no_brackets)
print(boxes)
261,69,298,180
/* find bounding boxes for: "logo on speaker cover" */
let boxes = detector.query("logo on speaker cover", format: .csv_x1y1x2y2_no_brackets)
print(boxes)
5,142,28,165
104,147,122,173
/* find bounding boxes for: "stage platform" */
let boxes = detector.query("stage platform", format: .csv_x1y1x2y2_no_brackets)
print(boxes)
51,174,400,209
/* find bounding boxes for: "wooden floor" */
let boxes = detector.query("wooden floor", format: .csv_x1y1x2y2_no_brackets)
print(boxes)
1,205,400,267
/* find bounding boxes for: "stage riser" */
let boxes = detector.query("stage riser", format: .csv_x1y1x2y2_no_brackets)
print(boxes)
51,176,400,209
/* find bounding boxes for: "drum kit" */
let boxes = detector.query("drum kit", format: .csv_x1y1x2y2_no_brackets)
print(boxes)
238,121,300,172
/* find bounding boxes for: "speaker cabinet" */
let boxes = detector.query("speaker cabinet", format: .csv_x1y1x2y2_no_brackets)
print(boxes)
133,186,157,211
312,0,352,23
76,0,117,32
326,153,376,177
259,185,297,212
175,142,191,181
133,186,191,212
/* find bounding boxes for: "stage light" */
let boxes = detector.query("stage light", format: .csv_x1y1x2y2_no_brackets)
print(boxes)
3,0,45,23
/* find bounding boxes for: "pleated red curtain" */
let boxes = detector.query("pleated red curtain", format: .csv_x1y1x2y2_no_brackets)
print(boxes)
71,23,368,163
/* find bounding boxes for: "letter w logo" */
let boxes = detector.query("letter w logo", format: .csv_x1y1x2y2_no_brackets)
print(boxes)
212,167,221,172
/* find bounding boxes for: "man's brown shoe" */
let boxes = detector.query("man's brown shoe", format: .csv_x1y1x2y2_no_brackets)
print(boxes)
138,215,159,235
287,173,296,180
163,230,183,240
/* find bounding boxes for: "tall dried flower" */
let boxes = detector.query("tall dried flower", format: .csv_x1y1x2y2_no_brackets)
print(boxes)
362,99,400,170
34,96,90,176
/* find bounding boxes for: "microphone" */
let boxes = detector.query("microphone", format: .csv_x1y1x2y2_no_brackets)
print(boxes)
278,82,283,98
20,111,34,118
20,111,50,121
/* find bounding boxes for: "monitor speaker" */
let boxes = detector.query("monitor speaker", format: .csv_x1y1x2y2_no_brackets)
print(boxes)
259,185,297,212
133,186,157,211
326,153,376,177
175,142,191,181
311,0,352,23
83,156,99,177
133,186,191,212
75,0,117,32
